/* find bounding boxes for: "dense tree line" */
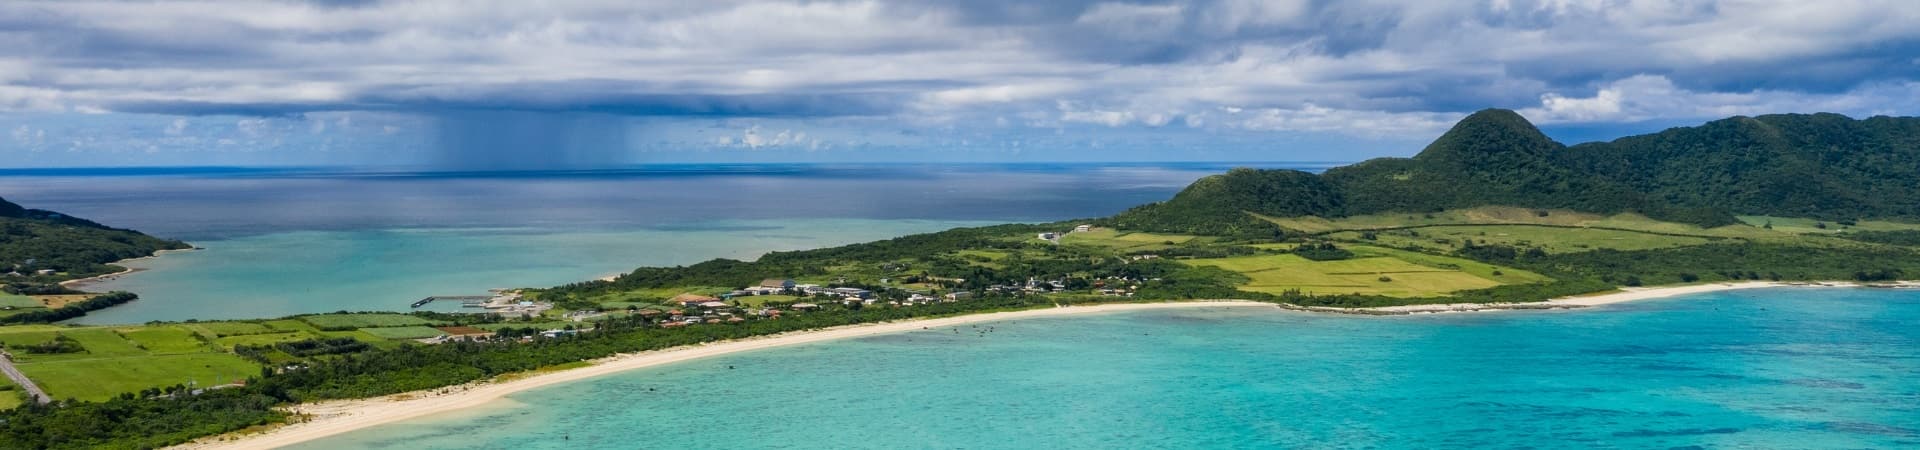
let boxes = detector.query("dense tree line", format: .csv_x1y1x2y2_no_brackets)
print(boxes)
1835,230,1920,247
1291,242,1354,261
1524,243,1920,286
0,291,139,325
0,389,284,450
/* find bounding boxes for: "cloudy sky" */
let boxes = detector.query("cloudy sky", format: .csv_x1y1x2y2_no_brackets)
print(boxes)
2,0,1918,168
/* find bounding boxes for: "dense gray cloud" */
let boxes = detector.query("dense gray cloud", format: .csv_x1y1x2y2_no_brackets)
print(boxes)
1,0,1917,166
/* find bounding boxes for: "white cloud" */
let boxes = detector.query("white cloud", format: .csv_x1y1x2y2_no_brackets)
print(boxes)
1228,103,1461,137
1521,74,1920,123
0,0,1915,156
9,125,42,145
236,118,270,137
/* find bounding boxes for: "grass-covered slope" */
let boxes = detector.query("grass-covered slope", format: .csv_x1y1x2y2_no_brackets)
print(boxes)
1109,168,1340,235
1112,109,1920,233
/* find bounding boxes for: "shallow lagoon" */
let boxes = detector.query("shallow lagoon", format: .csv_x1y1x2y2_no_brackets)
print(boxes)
298,287,1920,449
0,163,1304,323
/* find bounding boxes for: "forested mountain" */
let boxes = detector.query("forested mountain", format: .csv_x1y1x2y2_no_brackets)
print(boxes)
1562,113,1920,220
1113,109,1920,234
0,196,188,281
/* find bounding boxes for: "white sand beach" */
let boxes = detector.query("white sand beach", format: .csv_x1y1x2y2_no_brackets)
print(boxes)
177,280,1920,449
58,248,196,290
178,301,1273,450
1359,281,1920,314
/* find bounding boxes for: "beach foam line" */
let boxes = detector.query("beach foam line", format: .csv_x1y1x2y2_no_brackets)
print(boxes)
177,301,1272,450
58,247,197,289
1349,281,1919,314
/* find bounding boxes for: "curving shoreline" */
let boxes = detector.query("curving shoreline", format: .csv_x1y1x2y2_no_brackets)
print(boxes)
57,248,197,291
1294,281,1920,315
175,281,1918,449
176,301,1275,449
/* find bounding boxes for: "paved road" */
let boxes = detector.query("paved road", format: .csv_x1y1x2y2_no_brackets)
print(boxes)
0,352,49,404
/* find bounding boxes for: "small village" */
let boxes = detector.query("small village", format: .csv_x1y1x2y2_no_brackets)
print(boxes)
399,224,1163,345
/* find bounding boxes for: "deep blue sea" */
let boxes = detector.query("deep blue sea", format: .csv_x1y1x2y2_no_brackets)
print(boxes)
0,163,1334,323
292,287,1920,449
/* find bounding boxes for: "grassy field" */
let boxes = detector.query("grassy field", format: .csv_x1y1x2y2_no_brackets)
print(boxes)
59,328,145,357
21,353,260,402
0,379,20,411
0,316,432,405
953,249,1012,268
1184,249,1537,297
0,324,271,403
118,327,216,354
0,293,40,309
358,326,447,340
1263,206,1788,239
213,331,317,349
298,313,441,330
1331,225,1717,254
1259,206,1619,232
31,294,95,309
730,294,799,307
1737,216,1920,234
0,328,59,348
182,321,278,337
579,286,732,307
1059,229,1202,252
263,319,322,333
1347,246,1550,284
473,322,572,331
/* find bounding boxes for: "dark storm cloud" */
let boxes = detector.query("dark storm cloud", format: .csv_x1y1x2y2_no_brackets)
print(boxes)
0,0,1916,134
112,90,903,118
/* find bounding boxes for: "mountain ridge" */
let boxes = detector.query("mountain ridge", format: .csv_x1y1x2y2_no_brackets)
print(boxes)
1112,109,1920,234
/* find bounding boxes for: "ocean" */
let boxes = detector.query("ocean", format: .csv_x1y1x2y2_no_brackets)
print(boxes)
0,163,1334,323
295,287,1920,449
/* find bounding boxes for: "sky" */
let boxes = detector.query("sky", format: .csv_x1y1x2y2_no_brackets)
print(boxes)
1,0,1918,168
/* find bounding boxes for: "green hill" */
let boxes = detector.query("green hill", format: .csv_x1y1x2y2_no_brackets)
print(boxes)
1113,109,1920,234
0,196,189,285
1563,113,1920,220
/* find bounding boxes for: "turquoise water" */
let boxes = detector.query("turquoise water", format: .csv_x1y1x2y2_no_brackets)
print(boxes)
2,163,1302,324
74,219,995,324
296,287,1920,449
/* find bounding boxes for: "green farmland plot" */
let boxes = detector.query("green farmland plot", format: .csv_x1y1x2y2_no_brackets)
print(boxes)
1184,250,1541,298
0,293,40,309
117,327,216,354
59,328,145,357
18,353,261,402
357,326,446,340
298,313,442,330
1059,229,1203,252
184,322,277,337
0,330,59,351
1332,225,1716,254
213,331,319,349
